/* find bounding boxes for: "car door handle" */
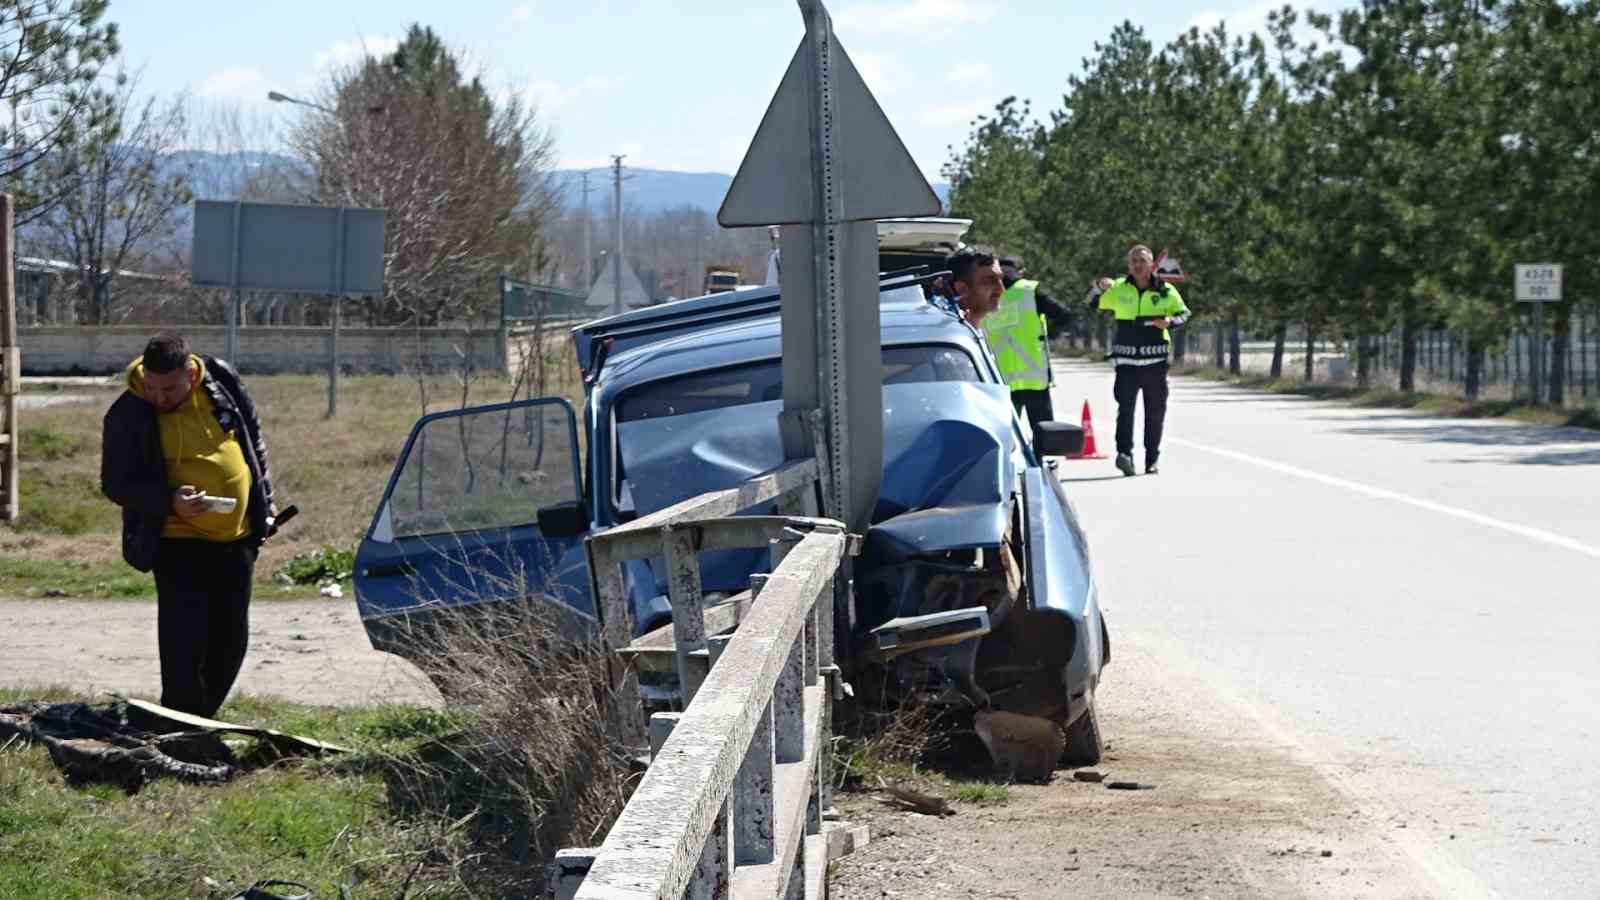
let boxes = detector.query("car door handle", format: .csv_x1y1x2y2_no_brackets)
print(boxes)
362,562,417,578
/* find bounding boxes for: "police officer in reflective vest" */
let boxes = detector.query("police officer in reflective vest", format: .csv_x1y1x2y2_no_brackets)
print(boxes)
983,258,1073,428
1095,244,1190,476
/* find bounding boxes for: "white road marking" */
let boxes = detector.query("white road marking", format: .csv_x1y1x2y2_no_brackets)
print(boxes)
1170,437,1600,560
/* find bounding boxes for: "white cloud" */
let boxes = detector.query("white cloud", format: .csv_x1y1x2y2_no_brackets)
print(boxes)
945,62,992,85
850,51,905,96
1185,0,1286,40
834,0,996,40
198,66,265,99
524,74,626,113
511,4,533,21
312,36,400,72
914,99,988,128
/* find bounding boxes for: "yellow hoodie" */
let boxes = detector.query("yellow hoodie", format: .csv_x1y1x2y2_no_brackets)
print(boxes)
126,355,252,542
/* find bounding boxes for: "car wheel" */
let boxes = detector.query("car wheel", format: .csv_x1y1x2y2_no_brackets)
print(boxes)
1061,703,1103,768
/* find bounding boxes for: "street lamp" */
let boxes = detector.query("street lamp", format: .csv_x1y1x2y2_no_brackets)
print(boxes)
266,90,336,115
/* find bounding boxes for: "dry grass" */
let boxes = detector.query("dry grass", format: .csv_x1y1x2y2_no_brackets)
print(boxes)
358,597,638,896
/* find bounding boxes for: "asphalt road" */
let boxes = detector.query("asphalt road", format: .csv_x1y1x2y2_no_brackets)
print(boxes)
1048,359,1600,899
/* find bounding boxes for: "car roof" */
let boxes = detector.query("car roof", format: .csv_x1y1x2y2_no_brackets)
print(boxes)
591,284,989,394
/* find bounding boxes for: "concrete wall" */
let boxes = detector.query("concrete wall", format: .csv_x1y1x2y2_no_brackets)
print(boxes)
18,325,507,375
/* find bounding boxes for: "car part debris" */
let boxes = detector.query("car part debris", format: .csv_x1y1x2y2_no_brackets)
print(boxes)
228,880,314,900
877,783,954,816
0,696,346,793
868,606,991,662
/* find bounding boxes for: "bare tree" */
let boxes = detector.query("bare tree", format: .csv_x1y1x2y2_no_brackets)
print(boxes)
288,25,557,328
183,98,308,203
22,72,191,324
0,0,122,222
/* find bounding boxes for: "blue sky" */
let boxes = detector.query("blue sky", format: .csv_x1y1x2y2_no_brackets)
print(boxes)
112,0,1340,181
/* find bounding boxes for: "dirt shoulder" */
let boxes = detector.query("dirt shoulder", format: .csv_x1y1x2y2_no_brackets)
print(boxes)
829,637,1443,900
0,596,438,708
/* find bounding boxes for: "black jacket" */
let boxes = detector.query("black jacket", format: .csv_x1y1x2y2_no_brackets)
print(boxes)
101,356,276,572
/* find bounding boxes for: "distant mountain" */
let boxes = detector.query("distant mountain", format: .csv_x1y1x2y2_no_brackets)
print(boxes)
552,167,950,217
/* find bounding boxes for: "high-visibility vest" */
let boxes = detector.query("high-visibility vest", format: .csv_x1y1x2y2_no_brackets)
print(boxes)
982,279,1049,391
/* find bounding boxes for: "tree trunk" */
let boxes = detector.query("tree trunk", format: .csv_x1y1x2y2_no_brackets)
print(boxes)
1550,305,1568,407
1214,321,1226,369
1465,337,1484,401
1270,320,1287,378
1304,326,1316,382
1228,315,1242,375
1399,298,1418,392
1358,333,1374,389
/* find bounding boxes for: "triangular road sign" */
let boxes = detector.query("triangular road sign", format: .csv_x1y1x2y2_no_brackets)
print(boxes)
585,257,652,309
718,34,941,227
1155,249,1188,283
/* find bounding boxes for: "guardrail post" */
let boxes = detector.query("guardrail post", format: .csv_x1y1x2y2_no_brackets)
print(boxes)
648,712,681,760
730,575,776,866
665,524,710,703
651,710,731,899
550,848,597,900
774,620,805,765
586,540,646,748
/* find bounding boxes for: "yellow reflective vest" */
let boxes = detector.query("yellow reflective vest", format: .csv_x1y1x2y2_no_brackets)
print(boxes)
982,279,1049,391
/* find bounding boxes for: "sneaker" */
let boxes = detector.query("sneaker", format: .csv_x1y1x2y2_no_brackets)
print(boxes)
1145,463,1160,475
1115,453,1136,477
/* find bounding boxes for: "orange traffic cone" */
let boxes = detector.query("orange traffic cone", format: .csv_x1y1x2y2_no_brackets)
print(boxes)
1076,400,1107,459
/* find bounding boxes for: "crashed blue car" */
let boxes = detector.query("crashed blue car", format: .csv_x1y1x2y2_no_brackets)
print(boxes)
352,274,1110,764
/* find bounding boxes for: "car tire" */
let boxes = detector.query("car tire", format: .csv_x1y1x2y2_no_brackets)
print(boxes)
1061,703,1103,768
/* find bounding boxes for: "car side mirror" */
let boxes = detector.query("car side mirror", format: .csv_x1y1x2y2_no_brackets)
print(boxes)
537,500,588,537
1033,421,1085,458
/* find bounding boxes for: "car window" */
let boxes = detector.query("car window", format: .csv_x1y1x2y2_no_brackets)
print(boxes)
387,401,579,538
615,344,981,424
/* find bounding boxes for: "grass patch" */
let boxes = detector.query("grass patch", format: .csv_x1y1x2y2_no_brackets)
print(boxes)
13,470,105,536
833,698,1016,807
274,545,356,586
1172,362,1600,430
0,558,155,599
19,425,86,461
0,691,467,899
947,780,1010,804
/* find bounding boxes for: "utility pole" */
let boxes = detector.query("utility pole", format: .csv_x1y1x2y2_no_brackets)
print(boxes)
581,171,593,290
1,194,18,520
611,156,625,315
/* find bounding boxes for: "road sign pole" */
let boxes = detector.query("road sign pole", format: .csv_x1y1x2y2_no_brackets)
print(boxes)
718,0,939,531
328,206,346,419
227,200,242,363
1534,302,1544,405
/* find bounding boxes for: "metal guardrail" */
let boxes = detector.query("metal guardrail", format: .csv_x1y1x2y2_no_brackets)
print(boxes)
558,435,864,899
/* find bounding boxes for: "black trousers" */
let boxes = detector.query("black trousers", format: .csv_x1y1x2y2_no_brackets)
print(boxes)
1011,388,1056,428
153,537,258,717
1113,362,1170,466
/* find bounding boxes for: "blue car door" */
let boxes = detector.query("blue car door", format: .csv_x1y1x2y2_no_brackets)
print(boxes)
353,397,594,634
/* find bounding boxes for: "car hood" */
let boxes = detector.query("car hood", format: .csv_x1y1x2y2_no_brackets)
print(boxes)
617,381,1020,559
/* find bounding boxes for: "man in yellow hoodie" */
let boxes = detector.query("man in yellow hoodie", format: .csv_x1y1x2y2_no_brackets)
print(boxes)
101,333,277,717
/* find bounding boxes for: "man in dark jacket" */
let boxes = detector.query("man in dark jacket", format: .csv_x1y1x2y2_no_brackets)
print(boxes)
101,333,276,717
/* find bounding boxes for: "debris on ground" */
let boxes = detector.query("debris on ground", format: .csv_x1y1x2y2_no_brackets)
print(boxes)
0,696,346,794
877,783,954,817
1105,781,1155,791
1072,769,1106,783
